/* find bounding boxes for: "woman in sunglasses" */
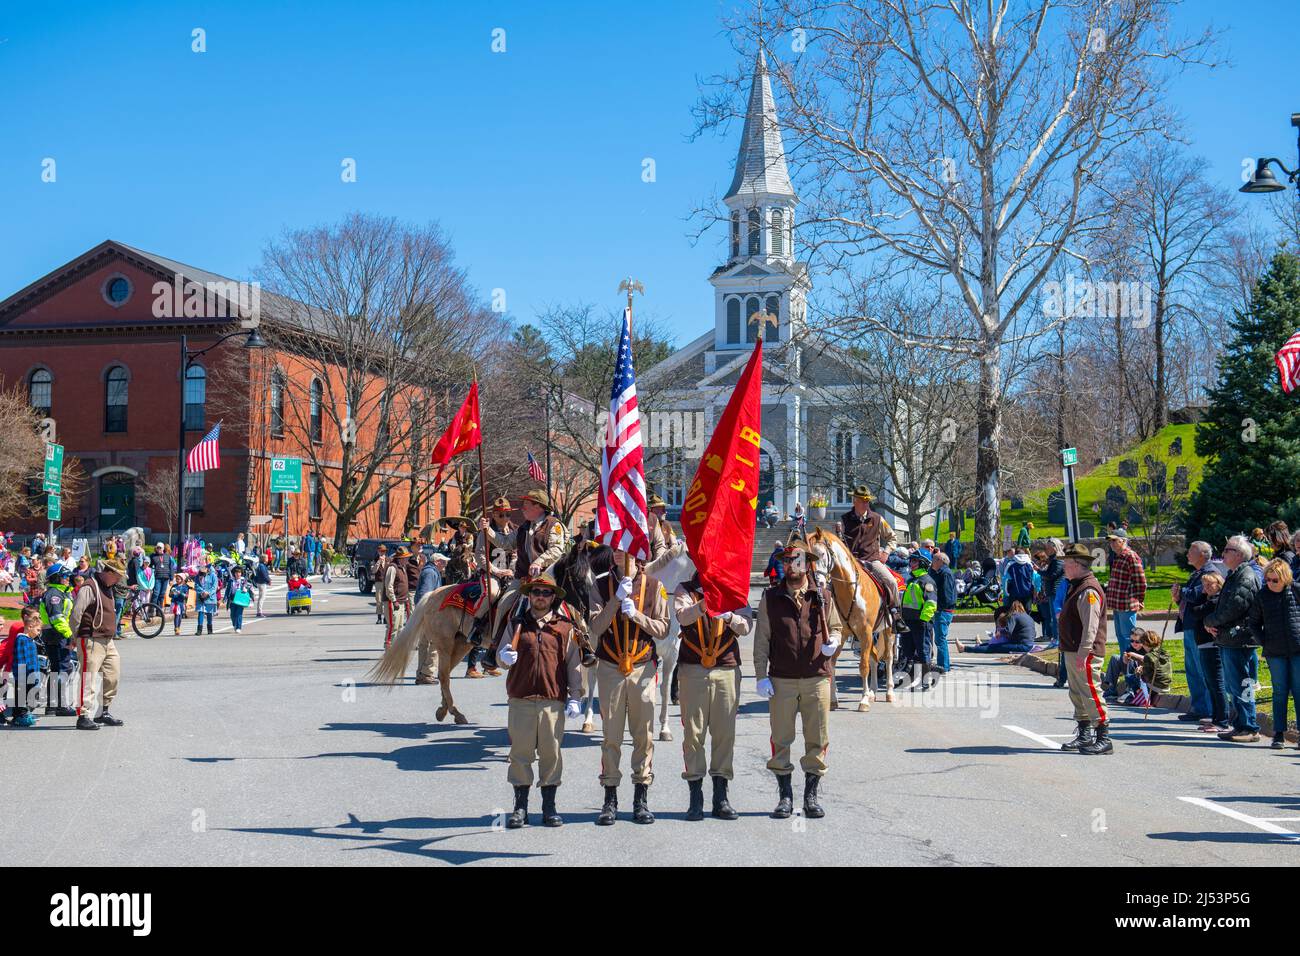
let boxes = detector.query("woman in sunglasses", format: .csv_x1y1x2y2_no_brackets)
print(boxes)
1248,558,1300,749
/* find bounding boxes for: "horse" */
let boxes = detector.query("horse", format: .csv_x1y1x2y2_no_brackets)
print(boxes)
806,527,895,711
366,576,502,725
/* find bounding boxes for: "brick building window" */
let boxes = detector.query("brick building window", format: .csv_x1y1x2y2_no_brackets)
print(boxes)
378,487,390,526
184,471,205,512
184,365,206,431
309,471,321,519
29,369,51,414
309,378,323,443
271,371,286,437
270,492,284,516
105,366,128,432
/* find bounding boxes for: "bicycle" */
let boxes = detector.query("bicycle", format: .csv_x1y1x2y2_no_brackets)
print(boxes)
130,588,166,639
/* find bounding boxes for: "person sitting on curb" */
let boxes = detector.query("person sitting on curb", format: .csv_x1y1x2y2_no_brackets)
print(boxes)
955,602,1036,654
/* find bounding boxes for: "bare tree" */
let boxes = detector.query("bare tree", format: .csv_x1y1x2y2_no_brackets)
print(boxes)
139,460,181,540
0,384,86,526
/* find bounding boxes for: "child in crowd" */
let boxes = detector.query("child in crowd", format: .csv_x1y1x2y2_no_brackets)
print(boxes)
1103,626,1172,704
0,608,48,727
170,573,191,635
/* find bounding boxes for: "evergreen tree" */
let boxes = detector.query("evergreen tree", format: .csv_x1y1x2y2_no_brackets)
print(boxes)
1183,252,1300,549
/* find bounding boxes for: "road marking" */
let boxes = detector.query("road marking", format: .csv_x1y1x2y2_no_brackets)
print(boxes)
1003,725,1062,749
1179,797,1300,838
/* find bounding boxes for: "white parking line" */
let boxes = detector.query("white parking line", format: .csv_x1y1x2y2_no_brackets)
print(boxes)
1003,725,1062,749
1179,797,1300,838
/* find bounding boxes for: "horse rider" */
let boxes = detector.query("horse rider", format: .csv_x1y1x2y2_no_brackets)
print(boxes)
39,565,78,716
839,485,908,633
1058,542,1112,755
586,546,671,825
753,539,842,819
382,546,412,648
372,544,390,625
465,498,517,678
474,489,566,649
495,574,584,829
672,572,748,821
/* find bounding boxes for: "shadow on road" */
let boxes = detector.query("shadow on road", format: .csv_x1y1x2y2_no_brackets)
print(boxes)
1148,831,1300,845
907,746,1061,756
220,819,550,864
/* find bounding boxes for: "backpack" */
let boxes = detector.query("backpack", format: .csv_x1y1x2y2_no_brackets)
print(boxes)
1006,560,1035,601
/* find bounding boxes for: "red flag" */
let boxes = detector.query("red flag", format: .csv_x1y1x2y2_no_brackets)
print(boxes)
683,340,762,616
1277,330,1300,393
430,382,483,489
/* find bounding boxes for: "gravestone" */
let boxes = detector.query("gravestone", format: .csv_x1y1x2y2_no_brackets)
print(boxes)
1078,520,1095,539
1010,495,1024,510
1169,436,1182,456
1046,490,1066,524
1105,485,1128,508
1117,458,1139,478
1172,466,1190,494
1127,505,1142,526
1137,482,1150,497
1145,458,1167,496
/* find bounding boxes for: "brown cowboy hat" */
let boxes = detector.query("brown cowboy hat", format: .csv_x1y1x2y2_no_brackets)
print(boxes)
852,484,874,501
782,538,809,558
647,493,667,510
98,556,127,576
520,573,566,602
437,515,470,529
491,496,512,512
394,545,411,558
519,489,552,510
1061,543,1096,565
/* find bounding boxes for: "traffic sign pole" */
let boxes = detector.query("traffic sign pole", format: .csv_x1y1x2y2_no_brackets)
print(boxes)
1061,447,1080,541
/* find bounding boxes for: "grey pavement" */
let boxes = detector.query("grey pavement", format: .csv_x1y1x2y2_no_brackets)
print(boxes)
3,578,1298,866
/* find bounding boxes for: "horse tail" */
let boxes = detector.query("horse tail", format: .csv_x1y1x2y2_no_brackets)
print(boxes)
366,590,436,687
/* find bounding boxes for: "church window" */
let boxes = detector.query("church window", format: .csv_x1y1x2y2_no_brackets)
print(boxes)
771,209,784,256
764,296,780,342
832,431,857,506
747,209,760,256
745,297,760,343
726,298,741,344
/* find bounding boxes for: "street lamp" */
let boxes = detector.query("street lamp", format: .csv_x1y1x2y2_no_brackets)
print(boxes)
1239,113,1300,195
176,327,265,550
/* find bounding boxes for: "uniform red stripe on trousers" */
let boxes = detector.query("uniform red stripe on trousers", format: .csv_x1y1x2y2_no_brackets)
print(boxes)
1084,653,1105,718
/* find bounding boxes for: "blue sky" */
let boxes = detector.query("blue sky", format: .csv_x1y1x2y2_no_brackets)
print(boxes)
0,0,1295,348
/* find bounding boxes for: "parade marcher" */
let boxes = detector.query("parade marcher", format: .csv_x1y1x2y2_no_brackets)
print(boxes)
1057,543,1111,755
645,493,671,561
69,557,127,730
383,546,412,648
753,539,842,819
586,547,671,826
39,565,78,716
672,573,749,821
495,574,584,829
372,544,389,625
838,486,908,633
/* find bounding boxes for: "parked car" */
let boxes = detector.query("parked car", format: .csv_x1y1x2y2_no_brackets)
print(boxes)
352,538,407,594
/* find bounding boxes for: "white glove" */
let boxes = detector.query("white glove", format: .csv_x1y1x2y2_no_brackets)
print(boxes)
497,646,518,666
719,611,733,624
616,576,634,599
620,598,636,616
756,677,775,699
565,698,581,719
820,636,840,657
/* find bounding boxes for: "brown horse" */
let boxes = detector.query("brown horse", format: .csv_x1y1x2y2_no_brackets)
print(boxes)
806,527,895,711
366,577,502,725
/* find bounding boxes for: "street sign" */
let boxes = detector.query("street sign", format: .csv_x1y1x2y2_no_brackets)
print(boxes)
270,456,302,493
43,442,63,493
1061,447,1078,467
47,494,60,523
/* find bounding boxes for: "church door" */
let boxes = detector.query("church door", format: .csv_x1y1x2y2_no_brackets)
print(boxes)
758,451,776,511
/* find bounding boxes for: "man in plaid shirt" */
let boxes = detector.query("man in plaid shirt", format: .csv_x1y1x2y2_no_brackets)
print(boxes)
1105,529,1146,655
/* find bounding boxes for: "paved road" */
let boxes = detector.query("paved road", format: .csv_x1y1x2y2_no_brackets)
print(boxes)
3,579,1297,866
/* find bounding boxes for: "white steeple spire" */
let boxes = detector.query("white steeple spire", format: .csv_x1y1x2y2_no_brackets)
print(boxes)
724,49,795,202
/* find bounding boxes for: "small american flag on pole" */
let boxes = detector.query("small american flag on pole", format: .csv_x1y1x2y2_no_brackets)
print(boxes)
527,451,546,484
1276,330,1300,393
596,307,649,559
186,421,222,472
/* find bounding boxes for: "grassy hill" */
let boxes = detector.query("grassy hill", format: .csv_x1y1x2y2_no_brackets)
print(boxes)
925,423,1206,544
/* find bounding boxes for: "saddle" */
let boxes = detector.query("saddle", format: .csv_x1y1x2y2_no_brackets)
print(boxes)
439,580,485,613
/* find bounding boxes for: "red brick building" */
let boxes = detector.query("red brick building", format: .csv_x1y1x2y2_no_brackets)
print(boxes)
0,240,458,544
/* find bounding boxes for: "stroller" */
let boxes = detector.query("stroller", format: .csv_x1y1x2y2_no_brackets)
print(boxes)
286,576,313,615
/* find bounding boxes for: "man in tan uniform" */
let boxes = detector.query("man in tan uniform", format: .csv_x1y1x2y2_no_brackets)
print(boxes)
495,574,584,828
69,557,127,730
645,494,671,561
1057,542,1111,755
753,539,843,819
587,549,670,826
672,573,749,821
382,546,411,648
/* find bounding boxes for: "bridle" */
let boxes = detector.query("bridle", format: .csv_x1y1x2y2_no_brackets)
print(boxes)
812,533,860,628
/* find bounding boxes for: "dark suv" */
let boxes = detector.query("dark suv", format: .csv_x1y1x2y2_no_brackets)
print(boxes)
352,538,407,594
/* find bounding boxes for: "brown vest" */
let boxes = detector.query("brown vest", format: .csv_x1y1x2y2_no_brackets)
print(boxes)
842,508,883,564
505,613,574,701
764,583,834,679
405,559,420,593
75,576,118,642
514,516,560,579
388,558,410,602
1058,573,1107,655
678,586,740,668
596,572,662,672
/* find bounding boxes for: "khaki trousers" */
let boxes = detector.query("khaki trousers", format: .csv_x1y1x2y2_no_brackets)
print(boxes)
1065,649,1108,725
416,630,438,681
78,636,120,717
767,675,831,777
596,658,656,786
679,664,739,781
507,697,565,787
385,601,408,647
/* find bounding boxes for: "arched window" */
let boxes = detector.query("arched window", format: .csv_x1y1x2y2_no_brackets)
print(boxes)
745,296,760,343
183,365,206,430
270,371,286,436
832,431,857,505
771,209,784,256
309,379,323,443
765,295,781,342
747,209,760,256
730,212,740,258
105,366,128,433
29,369,51,414
726,298,741,344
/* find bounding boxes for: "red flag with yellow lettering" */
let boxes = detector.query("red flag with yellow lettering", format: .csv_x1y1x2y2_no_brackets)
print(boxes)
430,381,482,490
683,340,762,616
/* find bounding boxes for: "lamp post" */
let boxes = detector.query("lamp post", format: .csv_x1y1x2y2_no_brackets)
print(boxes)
1240,113,1300,195
177,327,266,551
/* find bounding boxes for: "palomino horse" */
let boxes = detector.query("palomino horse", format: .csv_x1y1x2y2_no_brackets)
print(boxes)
806,528,895,711
366,576,502,725
552,539,696,740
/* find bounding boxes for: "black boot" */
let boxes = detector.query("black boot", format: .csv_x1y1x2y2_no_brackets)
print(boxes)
506,785,529,829
94,711,124,727
772,774,794,819
540,785,563,827
75,716,100,731
1060,720,1093,752
803,773,825,818
1080,721,1113,755
632,783,654,824
596,786,618,826
685,779,705,821
711,776,738,820
891,608,910,634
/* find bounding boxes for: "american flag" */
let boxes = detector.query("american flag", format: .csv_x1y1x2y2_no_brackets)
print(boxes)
1129,679,1150,708
1277,330,1300,393
596,307,649,559
527,450,546,484
186,421,222,472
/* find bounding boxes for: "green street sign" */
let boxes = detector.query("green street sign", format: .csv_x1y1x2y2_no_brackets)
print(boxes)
47,494,60,523
43,442,63,493
1061,447,1078,467
270,456,302,493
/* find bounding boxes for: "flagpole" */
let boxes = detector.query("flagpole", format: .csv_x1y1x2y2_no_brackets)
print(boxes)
473,370,496,651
